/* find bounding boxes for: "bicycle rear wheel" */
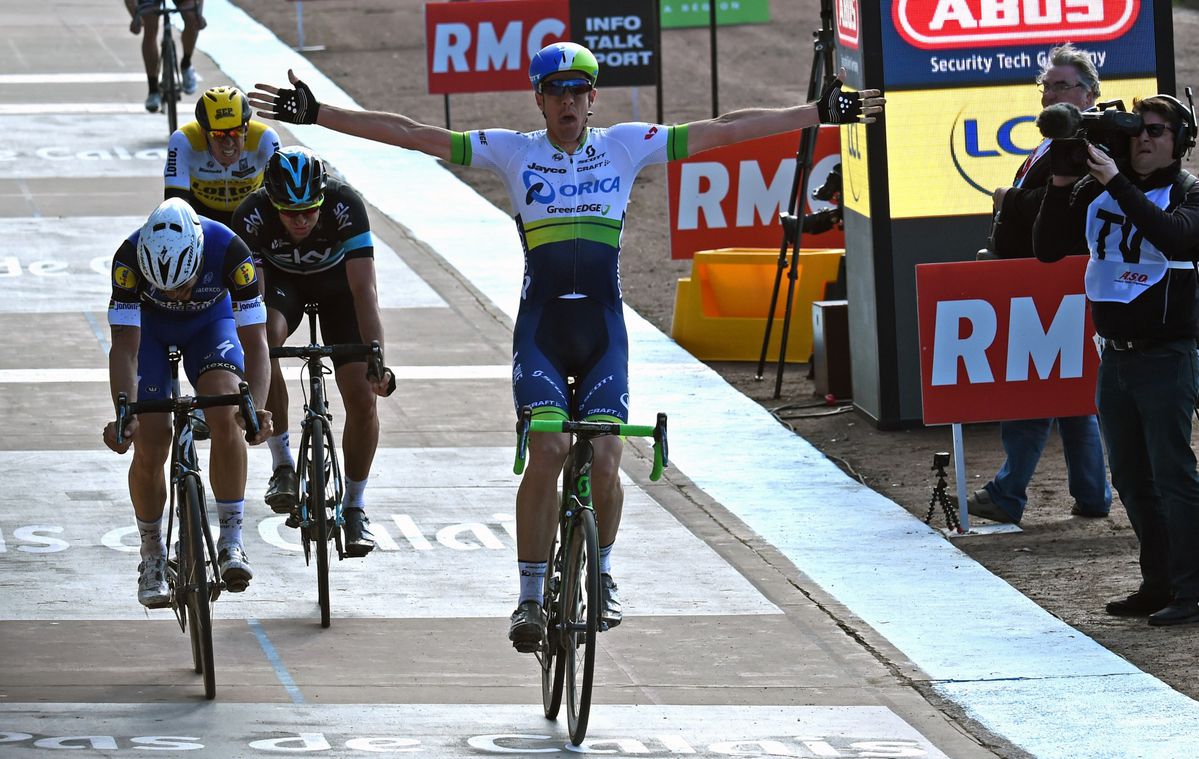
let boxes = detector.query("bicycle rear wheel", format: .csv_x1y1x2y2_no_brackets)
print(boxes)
541,528,566,719
181,475,215,699
309,416,332,628
160,33,178,134
564,508,599,744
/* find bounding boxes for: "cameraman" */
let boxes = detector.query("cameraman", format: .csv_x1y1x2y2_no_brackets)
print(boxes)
1034,95,1199,627
967,44,1111,526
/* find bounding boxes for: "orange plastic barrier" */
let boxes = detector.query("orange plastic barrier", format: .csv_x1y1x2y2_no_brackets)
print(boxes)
671,247,844,362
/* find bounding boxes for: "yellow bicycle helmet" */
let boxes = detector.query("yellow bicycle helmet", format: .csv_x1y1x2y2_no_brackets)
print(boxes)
194,86,251,131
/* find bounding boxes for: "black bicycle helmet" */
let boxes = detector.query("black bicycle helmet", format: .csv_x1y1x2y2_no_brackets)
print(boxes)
264,146,327,209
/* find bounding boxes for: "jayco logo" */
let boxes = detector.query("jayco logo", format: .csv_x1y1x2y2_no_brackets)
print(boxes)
893,0,1139,49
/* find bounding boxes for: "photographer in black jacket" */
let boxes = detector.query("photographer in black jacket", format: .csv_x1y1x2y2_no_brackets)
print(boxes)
1034,94,1199,626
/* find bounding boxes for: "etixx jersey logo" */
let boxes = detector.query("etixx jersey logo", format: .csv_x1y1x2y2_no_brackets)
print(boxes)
893,0,1139,49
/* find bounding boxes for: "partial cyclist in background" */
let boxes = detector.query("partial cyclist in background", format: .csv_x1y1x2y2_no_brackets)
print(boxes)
166,86,281,227
231,147,394,558
125,0,205,113
102,198,273,606
249,43,884,648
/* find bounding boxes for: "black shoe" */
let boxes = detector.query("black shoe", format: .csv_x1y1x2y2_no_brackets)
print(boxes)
265,465,298,514
1148,599,1199,627
509,600,545,653
217,544,253,593
342,508,376,558
600,573,623,629
1105,591,1171,617
966,489,1019,524
1071,503,1109,518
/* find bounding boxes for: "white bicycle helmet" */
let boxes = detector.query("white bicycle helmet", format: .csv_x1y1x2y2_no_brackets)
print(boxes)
136,198,204,290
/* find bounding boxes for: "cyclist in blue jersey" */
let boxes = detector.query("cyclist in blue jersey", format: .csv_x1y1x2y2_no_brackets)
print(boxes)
102,198,273,607
248,43,884,648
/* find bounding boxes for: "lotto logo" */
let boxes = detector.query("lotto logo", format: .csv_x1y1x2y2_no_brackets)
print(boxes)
893,0,1139,49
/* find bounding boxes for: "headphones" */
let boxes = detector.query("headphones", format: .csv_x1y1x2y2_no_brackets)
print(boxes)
1152,89,1197,159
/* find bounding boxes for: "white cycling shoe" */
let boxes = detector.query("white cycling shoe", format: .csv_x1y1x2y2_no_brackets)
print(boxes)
144,91,162,113
137,556,170,608
181,67,197,95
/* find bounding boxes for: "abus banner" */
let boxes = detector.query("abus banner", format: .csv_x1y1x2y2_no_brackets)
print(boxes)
666,128,843,260
882,0,1157,88
426,0,570,94
917,256,1098,425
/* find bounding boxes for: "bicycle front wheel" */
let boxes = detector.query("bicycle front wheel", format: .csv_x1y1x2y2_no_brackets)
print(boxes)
563,508,599,744
541,527,566,719
181,475,215,699
309,416,332,628
160,34,178,134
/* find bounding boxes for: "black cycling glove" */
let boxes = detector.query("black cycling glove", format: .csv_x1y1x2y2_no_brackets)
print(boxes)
270,78,321,125
816,78,863,125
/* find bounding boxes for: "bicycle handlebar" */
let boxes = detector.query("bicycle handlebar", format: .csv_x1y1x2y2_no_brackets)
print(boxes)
115,382,260,444
271,340,396,396
513,407,669,481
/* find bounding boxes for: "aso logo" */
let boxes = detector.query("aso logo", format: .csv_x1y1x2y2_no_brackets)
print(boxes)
893,0,1139,49
836,0,859,48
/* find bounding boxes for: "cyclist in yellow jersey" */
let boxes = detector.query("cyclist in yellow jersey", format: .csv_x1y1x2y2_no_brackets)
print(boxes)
166,87,281,227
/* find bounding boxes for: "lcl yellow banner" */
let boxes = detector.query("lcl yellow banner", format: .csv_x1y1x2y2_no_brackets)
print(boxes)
884,77,1157,219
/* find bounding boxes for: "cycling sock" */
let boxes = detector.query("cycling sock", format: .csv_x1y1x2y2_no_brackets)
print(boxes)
181,55,192,70
216,499,244,549
599,542,614,575
518,560,547,605
136,517,166,560
268,432,295,470
146,75,158,94
345,477,367,510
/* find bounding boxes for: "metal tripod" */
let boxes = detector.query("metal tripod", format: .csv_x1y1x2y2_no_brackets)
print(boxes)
755,0,837,398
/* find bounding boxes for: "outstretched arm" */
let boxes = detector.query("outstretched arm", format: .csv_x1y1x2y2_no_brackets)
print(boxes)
686,68,884,156
248,70,453,161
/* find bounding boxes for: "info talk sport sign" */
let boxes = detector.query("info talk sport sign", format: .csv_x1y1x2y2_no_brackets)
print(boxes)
916,256,1098,426
426,0,659,94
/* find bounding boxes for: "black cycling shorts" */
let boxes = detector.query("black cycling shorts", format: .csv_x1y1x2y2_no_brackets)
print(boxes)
264,265,364,368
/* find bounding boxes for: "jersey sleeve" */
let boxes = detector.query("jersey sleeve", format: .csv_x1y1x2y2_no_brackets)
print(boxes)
219,233,267,327
449,129,530,172
107,236,143,328
230,191,268,255
334,185,375,261
605,122,689,171
163,128,192,192
253,125,282,169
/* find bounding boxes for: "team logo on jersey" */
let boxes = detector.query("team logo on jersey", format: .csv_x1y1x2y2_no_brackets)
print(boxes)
233,257,257,287
522,170,622,207
113,265,139,290
644,125,658,140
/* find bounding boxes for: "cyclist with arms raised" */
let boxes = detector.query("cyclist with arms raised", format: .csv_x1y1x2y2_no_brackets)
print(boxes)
248,43,884,648
232,146,395,557
166,86,281,227
102,198,273,607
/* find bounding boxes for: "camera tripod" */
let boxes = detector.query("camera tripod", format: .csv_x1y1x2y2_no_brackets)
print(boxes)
755,0,839,398
924,452,963,533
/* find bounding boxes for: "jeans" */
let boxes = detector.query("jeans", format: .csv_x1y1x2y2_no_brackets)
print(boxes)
984,416,1111,521
1097,340,1199,600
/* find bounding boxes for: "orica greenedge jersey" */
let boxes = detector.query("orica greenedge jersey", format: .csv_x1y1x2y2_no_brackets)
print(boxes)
449,123,688,309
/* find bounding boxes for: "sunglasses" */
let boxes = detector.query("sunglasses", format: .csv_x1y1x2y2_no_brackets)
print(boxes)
274,200,323,218
540,78,593,97
207,127,245,140
1138,123,1170,138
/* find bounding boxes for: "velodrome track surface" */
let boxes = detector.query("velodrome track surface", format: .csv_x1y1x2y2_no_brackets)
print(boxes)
0,2,1196,757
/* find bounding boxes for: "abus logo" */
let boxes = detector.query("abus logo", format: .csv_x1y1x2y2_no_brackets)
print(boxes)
893,0,1139,49
836,0,859,48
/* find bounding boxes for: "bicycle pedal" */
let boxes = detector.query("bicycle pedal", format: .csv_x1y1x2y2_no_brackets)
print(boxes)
511,640,540,654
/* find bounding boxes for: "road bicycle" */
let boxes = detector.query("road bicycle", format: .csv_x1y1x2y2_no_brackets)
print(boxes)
114,345,261,700
270,303,391,628
153,0,182,134
513,403,668,745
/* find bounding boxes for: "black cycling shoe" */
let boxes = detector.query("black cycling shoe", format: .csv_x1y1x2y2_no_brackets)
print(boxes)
508,600,545,653
600,573,623,629
265,465,298,514
342,508,376,558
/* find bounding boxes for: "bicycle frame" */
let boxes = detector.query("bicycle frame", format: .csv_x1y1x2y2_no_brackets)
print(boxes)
155,0,180,133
